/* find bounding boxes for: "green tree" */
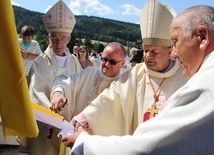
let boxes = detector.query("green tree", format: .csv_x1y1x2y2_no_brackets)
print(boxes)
34,34,49,52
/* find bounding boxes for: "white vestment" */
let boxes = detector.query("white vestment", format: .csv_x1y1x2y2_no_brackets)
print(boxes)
82,60,187,136
51,67,123,121
52,67,127,155
90,55,101,67
28,46,82,109
80,51,214,154
27,46,82,155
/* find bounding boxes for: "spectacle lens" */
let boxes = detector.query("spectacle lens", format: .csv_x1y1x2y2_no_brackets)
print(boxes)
79,50,86,53
51,37,68,44
101,57,124,65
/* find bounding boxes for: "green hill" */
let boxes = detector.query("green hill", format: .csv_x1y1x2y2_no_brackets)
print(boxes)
13,5,141,52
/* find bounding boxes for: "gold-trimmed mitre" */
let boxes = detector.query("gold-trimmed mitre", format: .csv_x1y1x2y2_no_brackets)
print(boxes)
140,0,175,46
42,0,76,33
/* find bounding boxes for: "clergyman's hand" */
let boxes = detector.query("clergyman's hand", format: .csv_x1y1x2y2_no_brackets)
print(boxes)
50,91,68,113
70,119,81,132
62,126,91,147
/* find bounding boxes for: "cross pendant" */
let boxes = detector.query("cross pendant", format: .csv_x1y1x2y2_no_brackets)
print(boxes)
148,104,158,119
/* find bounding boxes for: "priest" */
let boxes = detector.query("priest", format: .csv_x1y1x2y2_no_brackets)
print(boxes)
20,0,82,155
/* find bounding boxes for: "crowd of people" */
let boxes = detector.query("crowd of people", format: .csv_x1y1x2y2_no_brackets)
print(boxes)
13,0,214,154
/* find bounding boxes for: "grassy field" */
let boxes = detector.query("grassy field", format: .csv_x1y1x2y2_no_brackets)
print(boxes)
91,40,108,46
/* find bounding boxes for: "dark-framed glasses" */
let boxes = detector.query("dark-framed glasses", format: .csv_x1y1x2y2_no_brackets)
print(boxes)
101,57,124,65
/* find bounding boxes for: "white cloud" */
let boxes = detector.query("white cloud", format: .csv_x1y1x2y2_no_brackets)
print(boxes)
121,4,141,16
44,5,52,13
11,1,21,6
68,0,116,16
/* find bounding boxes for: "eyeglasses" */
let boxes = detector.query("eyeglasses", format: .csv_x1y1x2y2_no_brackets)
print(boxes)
101,57,124,65
50,37,69,44
79,50,86,53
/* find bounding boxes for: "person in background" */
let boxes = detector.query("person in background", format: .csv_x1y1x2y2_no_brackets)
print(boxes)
124,51,131,67
120,52,132,74
72,45,79,57
51,42,127,122
19,25,42,78
129,47,143,67
90,48,101,67
67,5,214,155
77,45,94,69
24,1,82,155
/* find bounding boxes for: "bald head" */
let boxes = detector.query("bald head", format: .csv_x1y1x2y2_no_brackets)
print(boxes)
101,42,127,77
104,42,127,59
73,45,79,55
173,5,214,39
170,5,214,78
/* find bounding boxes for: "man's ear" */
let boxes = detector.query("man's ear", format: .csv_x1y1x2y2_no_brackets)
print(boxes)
122,60,126,67
197,26,209,50
168,46,172,59
68,37,71,42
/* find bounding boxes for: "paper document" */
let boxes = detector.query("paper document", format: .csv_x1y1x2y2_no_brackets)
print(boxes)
32,102,74,136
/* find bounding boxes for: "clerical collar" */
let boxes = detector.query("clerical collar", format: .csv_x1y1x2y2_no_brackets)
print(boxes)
53,51,68,68
161,60,175,73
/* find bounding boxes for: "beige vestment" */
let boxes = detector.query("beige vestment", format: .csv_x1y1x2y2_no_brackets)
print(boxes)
28,46,82,109
52,67,127,155
81,51,214,155
27,46,82,155
83,60,187,136
51,67,124,121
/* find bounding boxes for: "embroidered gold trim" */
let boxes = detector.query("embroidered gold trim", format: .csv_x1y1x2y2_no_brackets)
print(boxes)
142,38,171,47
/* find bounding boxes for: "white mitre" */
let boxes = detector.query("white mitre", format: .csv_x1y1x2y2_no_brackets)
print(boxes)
42,0,76,33
140,0,176,46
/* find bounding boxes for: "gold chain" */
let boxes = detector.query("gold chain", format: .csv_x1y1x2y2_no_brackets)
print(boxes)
148,75,166,103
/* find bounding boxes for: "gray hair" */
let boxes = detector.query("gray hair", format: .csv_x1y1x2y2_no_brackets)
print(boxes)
175,5,214,39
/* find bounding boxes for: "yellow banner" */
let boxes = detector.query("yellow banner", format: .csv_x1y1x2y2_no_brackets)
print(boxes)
0,0,38,138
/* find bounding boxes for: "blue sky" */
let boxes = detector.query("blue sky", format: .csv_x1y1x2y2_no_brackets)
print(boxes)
11,0,214,24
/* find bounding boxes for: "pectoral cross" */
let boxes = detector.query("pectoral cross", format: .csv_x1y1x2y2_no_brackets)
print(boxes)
147,104,158,119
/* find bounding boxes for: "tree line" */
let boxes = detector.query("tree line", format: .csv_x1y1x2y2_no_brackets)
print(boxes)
13,5,141,53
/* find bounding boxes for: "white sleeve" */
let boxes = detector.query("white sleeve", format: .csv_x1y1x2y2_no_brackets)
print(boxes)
72,132,89,152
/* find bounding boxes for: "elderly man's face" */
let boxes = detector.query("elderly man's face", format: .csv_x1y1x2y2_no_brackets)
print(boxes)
143,45,171,72
49,32,71,56
170,20,203,78
101,46,125,77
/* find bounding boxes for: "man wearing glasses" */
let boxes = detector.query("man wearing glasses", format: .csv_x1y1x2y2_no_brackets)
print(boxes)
50,42,128,120
50,42,128,154
23,1,82,155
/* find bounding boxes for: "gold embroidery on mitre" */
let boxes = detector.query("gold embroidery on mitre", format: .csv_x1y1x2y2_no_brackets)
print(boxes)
43,0,75,33
143,38,172,47
147,0,155,37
